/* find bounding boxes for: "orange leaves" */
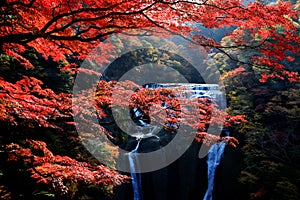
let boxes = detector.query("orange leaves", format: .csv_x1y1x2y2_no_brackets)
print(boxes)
195,132,239,147
258,70,300,83
224,114,247,126
5,143,32,162
2,43,34,69
222,136,239,148
1,0,300,85
282,71,300,82
252,53,299,83
0,76,72,128
221,66,247,81
220,2,300,83
257,29,272,40
28,38,67,61
286,56,295,62
259,73,275,83
60,63,78,73
94,82,246,147
5,139,129,195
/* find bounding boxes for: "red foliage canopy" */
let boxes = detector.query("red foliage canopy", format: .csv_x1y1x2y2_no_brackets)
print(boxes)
1,0,299,196
3,0,298,154
0,76,71,128
0,0,300,82
6,139,129,195
4,0,296,144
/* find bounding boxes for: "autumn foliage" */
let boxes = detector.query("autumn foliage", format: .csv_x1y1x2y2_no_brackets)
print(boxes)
102,81,245,139
1,0,300,199
1,0,300,82
0,76,71,128
5,139,129,196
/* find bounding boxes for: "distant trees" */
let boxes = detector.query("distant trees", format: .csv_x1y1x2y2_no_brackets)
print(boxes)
209,2,300,198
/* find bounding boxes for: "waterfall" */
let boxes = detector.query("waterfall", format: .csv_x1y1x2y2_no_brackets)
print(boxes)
129,101,162,200
129,83,226,200
203,141,226,200
129,139,143,200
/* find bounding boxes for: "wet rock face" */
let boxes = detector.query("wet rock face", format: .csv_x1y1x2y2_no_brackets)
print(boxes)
138,137,161,153
117,124,177,153
113,140,208,200
114,139,243,200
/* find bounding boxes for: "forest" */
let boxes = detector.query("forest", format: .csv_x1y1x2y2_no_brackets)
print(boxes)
0,0,300,200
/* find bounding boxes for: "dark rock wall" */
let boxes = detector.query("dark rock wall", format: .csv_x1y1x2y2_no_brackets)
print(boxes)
112,138,243,200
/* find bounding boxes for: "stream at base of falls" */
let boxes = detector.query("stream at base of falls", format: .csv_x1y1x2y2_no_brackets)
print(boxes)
203,141,226,200
128,139,143,200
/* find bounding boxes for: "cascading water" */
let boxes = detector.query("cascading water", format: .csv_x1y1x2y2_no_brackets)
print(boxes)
128,83,226,200
128,102,162,200
128,139,143,200
203,141,226,200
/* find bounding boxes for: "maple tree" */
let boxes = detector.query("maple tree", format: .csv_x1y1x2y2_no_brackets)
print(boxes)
92,80,244,144
0,0,299,79
5,140,128,196
1,0,300,199
210,2,300,198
